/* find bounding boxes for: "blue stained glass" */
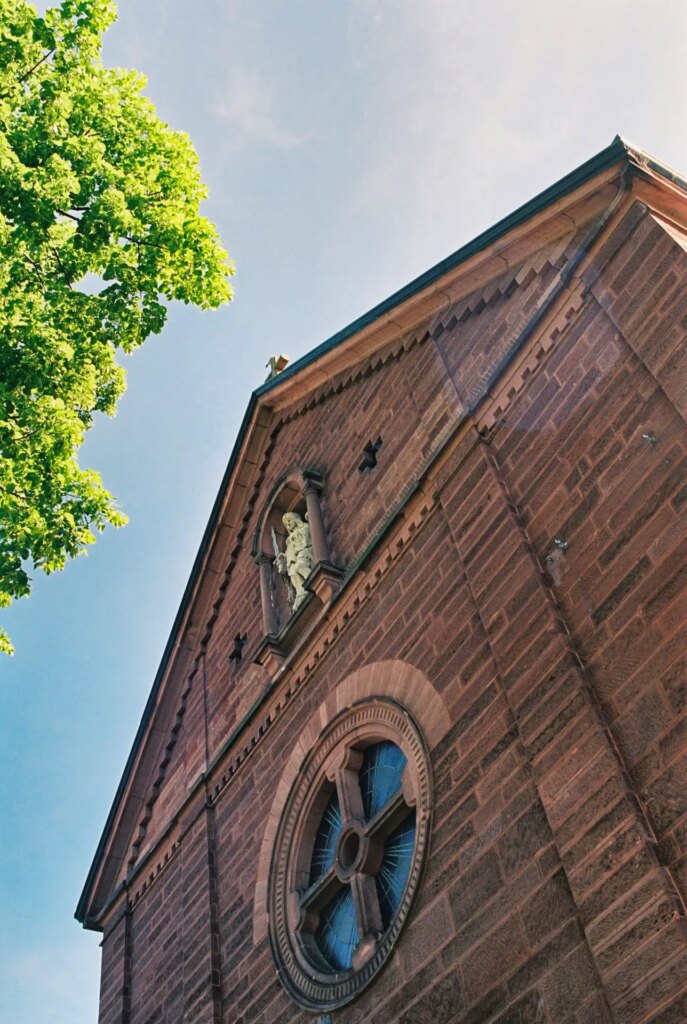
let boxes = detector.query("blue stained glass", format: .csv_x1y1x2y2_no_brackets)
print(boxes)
314,886,359,970
309,791,343,884
376,812,416,927
306,742,414,971
359,741,407,820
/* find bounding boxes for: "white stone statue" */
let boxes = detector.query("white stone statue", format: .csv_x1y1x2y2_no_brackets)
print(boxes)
273,512,314,612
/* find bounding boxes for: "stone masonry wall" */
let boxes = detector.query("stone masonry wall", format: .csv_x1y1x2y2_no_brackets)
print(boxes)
129,225,590,869
97,205,687,1024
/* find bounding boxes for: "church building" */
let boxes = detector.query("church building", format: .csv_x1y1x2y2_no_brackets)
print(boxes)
77,138,687,1024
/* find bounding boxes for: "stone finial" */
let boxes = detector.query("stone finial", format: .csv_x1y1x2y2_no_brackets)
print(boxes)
265,354,289,381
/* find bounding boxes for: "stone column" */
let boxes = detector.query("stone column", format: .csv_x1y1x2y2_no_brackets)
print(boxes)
257,553,278,635
304,477,329,565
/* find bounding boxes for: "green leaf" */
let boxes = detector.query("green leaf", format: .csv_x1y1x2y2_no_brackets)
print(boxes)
0,0,233,653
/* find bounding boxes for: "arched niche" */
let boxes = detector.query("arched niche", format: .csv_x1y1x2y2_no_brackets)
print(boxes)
252,467,342,643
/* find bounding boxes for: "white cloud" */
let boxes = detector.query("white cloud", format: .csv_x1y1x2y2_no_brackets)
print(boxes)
214,67,303,150
346,0,687,265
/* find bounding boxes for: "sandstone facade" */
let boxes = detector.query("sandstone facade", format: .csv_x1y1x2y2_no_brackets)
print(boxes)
78,139,687,1024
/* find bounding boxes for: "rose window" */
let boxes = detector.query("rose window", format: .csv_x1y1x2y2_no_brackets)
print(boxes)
268,700,432,1010
306,742,416,969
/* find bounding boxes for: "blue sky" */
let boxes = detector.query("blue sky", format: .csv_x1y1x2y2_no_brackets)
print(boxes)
1,1,686,1020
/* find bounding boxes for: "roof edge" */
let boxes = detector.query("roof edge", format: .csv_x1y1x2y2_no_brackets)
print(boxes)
75,395,259,925
254,135,634,399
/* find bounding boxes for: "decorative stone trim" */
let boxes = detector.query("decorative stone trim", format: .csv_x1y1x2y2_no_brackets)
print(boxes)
478,281,588,431
125,675,194,874
197,245,577,663
99,826,183,930
129,834,182,910
266,697,433,1011
208,486,449,830
278,332,427,425
278,243,567,427
427,236,570,343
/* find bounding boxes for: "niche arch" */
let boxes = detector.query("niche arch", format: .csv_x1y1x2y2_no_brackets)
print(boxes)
252,467,342,643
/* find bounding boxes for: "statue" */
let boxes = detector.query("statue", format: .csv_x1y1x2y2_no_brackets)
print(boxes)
273,512,314,612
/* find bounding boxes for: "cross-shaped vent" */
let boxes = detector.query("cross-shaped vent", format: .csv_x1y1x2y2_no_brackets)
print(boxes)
229,633,247,664
358,437,383,473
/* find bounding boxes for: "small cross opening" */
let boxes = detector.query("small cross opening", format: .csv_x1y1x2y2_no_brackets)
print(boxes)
229,633,248,665
358,437,383,474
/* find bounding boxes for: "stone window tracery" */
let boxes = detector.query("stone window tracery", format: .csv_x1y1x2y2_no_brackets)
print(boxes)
267,699,432,1010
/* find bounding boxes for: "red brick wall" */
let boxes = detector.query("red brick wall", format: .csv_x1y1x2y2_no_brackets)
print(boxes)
97,204,687,1023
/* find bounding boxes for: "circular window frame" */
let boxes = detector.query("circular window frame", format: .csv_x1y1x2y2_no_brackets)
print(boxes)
268,698,432,1010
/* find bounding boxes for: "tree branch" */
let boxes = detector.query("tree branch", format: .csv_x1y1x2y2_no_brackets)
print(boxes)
24,253,46,289
51,246,73,289
125,234,164,250
17,48,56,85
0,481,29,505
57,211,165,251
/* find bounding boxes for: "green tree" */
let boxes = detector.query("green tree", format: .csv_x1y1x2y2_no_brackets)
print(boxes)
0,0,233,653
